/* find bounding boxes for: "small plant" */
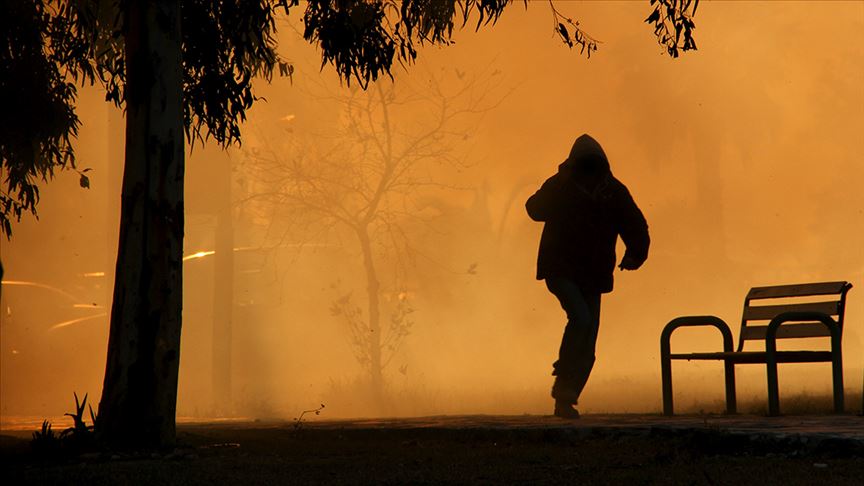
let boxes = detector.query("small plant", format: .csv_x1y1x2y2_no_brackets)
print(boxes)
60,392,96,450
329,284,416,379
31,392,98,458
31,420,62,457
292,403,325,432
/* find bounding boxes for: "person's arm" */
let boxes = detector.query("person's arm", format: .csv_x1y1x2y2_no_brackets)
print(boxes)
525,172,568,222
616,186,650,270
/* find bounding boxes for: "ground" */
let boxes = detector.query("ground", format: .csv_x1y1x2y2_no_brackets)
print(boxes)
2,414,863,484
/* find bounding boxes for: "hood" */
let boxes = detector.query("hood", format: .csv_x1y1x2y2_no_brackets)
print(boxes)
559,133,610,175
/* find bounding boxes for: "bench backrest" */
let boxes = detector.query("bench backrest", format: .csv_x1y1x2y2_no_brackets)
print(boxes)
737,281,852,352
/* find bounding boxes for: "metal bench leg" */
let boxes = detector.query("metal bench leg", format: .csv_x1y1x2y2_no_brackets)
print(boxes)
831,347,844,414
662,356,673,416
724,360,737,414
767,356,780,416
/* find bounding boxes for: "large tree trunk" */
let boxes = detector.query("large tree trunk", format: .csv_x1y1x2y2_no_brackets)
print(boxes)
97,0,184,450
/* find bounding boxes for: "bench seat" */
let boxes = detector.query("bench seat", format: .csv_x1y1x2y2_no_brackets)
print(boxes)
669,350,833,363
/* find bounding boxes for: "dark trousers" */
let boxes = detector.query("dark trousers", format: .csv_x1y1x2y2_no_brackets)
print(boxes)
545,277,601,403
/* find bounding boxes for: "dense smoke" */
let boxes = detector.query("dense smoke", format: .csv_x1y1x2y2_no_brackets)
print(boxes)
2,2,862,425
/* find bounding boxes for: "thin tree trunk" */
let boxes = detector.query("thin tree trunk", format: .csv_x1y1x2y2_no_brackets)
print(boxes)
357,225,384,400
97,0,184,450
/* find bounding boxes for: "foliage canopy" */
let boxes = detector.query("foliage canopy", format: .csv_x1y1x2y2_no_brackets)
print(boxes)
0,0,698,237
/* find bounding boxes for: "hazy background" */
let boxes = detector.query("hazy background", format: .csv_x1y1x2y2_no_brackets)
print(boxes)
2,1,862,424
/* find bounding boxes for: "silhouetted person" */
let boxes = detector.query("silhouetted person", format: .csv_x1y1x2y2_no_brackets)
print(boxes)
526,134,649,419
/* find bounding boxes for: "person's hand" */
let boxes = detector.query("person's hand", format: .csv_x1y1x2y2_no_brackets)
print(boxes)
618,255,640,271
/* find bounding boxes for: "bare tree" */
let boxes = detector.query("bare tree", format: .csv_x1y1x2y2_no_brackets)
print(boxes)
241,69,501,402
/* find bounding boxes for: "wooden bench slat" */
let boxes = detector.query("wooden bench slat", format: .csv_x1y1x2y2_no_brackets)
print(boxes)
669,350,833,363
743,301,840,321
747,281,849,299
741,322,834,340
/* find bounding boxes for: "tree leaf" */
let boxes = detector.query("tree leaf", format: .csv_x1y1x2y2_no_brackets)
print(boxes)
558,22,569,43
645,8,660,24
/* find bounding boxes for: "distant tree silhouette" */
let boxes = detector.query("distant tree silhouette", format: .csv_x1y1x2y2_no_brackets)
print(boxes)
241,69,500,405
0,0,700,450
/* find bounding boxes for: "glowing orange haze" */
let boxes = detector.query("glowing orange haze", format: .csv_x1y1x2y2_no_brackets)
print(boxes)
1,2,862,425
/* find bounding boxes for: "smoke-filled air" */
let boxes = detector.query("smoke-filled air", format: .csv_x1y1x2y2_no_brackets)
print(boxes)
2,1,862,425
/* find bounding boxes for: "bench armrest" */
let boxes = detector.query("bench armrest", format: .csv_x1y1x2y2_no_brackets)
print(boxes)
660,315,735,359
765,311,842,355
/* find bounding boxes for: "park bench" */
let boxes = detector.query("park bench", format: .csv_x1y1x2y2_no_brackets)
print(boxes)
660,281,853,416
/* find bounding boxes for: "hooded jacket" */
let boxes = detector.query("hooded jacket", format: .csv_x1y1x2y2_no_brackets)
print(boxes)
525,134,649,293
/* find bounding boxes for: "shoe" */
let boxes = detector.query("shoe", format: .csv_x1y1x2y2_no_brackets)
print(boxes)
554,401,581,419
551,381,580,404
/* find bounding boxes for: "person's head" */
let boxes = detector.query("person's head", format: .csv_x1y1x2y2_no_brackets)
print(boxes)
575,153,607,178
566,134,610,189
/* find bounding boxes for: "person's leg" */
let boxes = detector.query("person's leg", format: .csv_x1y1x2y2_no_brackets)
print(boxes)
545,277,596,406
565,291,601,401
